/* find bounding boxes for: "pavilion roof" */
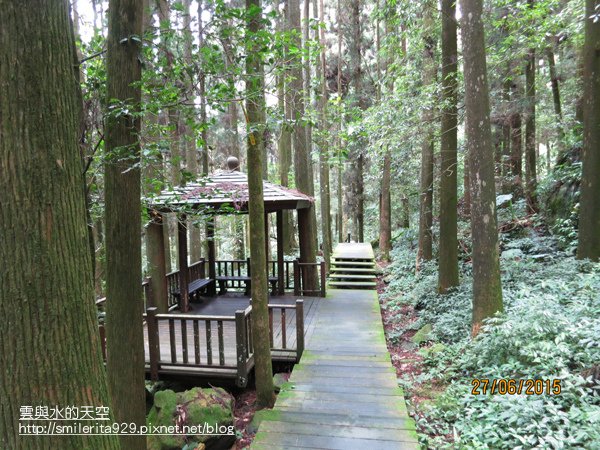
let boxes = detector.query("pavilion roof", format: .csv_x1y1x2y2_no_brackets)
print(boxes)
148,169,313,214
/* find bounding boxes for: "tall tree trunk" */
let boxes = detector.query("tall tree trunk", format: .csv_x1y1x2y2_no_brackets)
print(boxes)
0,2,119,448
524,50,537,211
336,0,344,243
291,0,318,287
245,0,275,407
546,44,565,158
182,0,202,262
317,0,332,269
438,0,459,292
279,0,295,254
460,0,503,336
502,74,512,178
379,12,393,261
524,5,537,212
510,82,523,181
104,0,146,448
348,0,364,242
578,0,600,261
417,2,435,263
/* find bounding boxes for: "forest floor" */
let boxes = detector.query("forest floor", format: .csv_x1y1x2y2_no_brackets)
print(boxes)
377,200,600,449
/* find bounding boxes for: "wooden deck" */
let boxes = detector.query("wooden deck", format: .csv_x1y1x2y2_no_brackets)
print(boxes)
252,289,419,449
142,294,322,380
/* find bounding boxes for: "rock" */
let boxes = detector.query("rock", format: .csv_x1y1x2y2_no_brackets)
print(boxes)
147,387,235,450
501,248,524,260
411,324,433,345
272,373,288,393
496,194,513,208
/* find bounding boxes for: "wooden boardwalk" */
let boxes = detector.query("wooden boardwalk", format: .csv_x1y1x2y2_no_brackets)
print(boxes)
252,289,419,449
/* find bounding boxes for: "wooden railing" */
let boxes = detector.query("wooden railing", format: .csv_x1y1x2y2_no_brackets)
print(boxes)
267,299,304,361
98,301,304,386
144,306,254,387
165,260,205,308
294,260,326,297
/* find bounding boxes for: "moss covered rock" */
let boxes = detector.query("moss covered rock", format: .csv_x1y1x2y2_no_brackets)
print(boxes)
412,323,433,344
147,387,235,450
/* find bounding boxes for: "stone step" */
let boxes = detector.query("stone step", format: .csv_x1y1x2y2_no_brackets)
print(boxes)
330,267,377,273
331,260,375,266
329,274,377,280
328,281,377,288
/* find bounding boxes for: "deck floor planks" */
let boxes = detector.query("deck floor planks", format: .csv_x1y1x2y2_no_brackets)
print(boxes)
143,295,320,370
252,289,419,449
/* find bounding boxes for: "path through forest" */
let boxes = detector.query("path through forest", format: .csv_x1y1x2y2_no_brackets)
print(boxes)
251,289,418,449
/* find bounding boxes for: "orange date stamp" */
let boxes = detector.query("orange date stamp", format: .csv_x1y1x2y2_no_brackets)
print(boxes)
471,378,562,395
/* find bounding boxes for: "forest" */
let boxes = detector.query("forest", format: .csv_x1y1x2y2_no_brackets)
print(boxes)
1,0,599,449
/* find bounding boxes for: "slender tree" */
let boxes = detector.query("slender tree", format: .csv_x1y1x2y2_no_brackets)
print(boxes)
460,0,503,335
104,0,146,448
278,0,296,254
246,0,275,408
0,1,120,448
290,0,318,288
378,7,393,261
417,1,436,263
438,0,459,292
578,0,600,261
317,0,332,269
524,0,537,211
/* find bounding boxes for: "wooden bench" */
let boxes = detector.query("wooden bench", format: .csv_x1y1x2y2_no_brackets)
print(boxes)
172,278,215,305
215,276,278,296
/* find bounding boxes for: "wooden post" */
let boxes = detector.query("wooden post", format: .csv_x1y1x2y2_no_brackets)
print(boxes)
147,307,160,381
320,260,326,297
146,211,168,313
207,216,216,295
235,309,248,387
177,216,190,312
295,299,304,361
276,210,284,295
143,279,153,309
297,207,317,291
264,211,270,263
293,258,300,296
199,257,206,278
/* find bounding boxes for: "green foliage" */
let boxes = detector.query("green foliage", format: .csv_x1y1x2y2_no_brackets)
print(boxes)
384,228,600,449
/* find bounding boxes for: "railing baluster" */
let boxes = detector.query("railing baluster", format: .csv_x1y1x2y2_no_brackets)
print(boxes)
146,308,159,380
268,308,274,347
281,308,287,349
296,300,304,361
181,319,188,364
169,318,176,363
193,320,200,364
206,320,212,365
218,320,225,365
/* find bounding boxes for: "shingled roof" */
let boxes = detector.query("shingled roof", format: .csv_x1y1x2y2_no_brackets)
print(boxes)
148,168,313,214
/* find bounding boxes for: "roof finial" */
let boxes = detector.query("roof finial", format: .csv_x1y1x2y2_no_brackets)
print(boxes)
226,156,240,171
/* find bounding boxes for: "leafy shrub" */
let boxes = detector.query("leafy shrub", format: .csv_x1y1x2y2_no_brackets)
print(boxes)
384,231,600,449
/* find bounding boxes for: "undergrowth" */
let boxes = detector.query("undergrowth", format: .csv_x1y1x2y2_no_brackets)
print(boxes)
382,221,600,449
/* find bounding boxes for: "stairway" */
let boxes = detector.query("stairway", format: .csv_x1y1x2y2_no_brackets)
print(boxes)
328,243,378,289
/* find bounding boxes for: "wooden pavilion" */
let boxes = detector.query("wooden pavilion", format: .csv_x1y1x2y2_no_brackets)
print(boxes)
145,156,319,313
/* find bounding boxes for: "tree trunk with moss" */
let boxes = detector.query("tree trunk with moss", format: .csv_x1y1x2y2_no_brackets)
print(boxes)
0,2,120,448
438,0,459,293
104,0,146,448
246,0,275,408
460,0,503,335
578,0,600,261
